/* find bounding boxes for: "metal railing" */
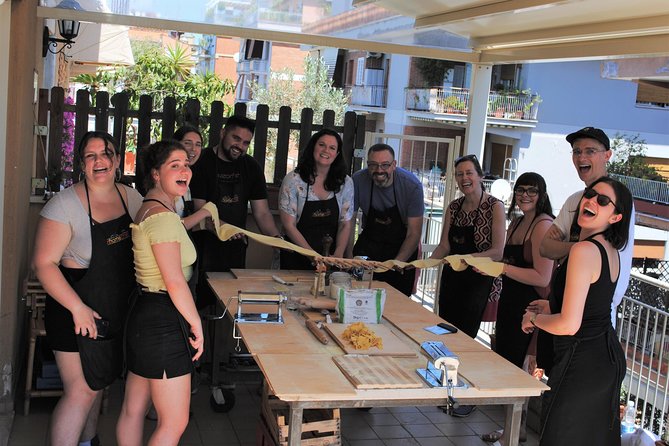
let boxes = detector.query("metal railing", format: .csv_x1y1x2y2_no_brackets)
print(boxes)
345,85,387,108
610,173,669,205
617,271,669,438
404,86,540,121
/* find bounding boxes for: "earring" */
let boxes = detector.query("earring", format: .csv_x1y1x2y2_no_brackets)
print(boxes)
115,168,122,182
78,171,85,182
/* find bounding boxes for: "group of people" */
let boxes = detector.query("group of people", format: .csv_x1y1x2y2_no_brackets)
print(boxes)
32,119,634,446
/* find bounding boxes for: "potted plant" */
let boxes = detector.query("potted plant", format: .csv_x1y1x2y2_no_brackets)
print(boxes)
441,95,465,114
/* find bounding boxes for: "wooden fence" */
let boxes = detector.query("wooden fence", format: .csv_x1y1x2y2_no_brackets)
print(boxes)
38,87,366,192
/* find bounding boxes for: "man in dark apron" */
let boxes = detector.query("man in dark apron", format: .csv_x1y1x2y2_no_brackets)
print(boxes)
352,144,424,296
190,116,281,304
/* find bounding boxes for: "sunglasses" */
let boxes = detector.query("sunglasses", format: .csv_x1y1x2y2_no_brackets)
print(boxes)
583,188,621,213
514,186,539,197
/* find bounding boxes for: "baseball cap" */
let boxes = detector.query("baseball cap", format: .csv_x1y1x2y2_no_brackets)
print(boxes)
566,126,610,150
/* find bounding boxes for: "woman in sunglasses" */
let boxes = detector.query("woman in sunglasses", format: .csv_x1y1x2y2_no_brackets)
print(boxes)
430,154,506,341
481,172,555,443
521,176,632,446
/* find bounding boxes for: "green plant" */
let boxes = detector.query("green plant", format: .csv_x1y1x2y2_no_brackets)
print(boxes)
608,133,665,181
441,95,465,111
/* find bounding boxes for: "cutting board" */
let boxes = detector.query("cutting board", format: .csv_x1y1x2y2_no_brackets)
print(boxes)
323,323,417,357
333,355,424,389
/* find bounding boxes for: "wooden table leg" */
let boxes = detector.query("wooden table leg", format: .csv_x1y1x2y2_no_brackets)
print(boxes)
288,404,303,446
502,400,524,446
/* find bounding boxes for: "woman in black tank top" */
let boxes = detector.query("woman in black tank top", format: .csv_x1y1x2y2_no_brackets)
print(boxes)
521,177,633,446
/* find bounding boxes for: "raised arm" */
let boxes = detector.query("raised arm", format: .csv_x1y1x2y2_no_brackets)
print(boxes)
32,218,99,338
522,241,599,335
395,216,423,262
251,198,281,237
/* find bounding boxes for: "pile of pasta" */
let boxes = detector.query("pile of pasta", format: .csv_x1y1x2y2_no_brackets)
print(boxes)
341,322,383,350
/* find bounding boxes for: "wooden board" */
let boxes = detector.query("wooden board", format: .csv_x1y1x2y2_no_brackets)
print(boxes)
333,355,423,389
323,323,417,357
255,354,357,399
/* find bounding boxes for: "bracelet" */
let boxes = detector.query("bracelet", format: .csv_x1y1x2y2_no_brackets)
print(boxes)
530,313,537,327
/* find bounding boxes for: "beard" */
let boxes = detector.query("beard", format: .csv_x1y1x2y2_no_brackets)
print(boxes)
372,171,391,187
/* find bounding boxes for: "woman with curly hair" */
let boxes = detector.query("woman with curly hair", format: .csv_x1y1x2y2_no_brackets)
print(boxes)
279,129,354,268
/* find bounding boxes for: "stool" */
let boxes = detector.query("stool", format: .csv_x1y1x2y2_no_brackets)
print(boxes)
23,278,62,415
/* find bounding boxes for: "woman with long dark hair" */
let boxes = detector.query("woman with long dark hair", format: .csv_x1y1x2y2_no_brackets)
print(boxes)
522,176,632,446
279,128,354,268
33,131,143,445
481,172,555,443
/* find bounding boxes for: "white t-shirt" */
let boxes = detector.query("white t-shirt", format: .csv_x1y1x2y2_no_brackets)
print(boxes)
40,184,143,267
553,189,635,326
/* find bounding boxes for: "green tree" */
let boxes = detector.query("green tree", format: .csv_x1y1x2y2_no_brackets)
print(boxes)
248,56,349,177
607,133,665,182
249,56,349,124
73,42,235,144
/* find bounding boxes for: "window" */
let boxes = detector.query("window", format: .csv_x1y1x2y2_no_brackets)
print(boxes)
355,57,365,85
244,39,266,60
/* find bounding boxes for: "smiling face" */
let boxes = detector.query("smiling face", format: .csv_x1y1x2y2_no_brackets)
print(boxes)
513,184,540,214
180,131,203,164
81,137,119,184
313,134,339,170
571,137,611,186
219,126,253,161
367,149,396,187
577,181,622,231
454,160,482,195
153,149,191,199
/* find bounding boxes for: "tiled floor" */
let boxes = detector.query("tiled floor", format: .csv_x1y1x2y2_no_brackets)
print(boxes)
8,371,540,446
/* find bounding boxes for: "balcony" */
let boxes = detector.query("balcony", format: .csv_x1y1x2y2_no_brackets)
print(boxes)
345,85,387,108
405,86,540,122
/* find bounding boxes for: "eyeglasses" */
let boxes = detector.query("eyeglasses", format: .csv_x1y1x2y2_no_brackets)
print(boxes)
367,161,394,171
583,187,621,213
571,148,606,158
455,154,478,165
514,186,539,197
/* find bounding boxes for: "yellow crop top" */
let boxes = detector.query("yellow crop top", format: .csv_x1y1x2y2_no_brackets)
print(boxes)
131,211,196,291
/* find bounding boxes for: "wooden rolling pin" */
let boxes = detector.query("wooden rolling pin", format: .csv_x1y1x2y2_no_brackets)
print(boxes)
305,320,329,344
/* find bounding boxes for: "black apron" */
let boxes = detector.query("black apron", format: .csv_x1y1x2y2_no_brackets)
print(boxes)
65,181,135,390
353,181,418,296
438,190,494,338
495,216,540,368
281,183,340,270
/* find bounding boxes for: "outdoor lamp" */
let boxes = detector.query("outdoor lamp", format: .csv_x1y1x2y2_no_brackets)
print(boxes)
42,0,84,57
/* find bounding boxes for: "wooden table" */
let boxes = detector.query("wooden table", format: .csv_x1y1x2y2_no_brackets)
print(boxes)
208,270,547,446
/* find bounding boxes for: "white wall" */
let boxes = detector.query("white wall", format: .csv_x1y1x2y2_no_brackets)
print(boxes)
0,1,10,317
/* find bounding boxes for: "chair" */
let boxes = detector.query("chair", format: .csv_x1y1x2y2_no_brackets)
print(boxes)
23,277,62,416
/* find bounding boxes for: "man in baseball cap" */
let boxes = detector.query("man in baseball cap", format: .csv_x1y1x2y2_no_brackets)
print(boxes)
541,126,635,327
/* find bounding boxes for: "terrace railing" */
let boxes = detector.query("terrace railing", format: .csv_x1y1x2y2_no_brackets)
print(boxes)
404,86,540,121
345,85,387,108
610,173,669,205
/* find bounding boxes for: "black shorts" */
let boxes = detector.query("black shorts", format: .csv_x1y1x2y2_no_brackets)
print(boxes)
125,291,194,379
45,295,78,352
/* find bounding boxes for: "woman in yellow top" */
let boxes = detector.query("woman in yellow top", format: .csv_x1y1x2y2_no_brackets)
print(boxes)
116,140,214,446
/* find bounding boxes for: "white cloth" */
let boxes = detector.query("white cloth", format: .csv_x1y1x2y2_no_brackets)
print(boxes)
553,189,635,326
40,184,143,267
621,428,660,446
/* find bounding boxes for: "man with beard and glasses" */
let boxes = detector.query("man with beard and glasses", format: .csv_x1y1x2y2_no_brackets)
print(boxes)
190,116,281,305
352,144,424,296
